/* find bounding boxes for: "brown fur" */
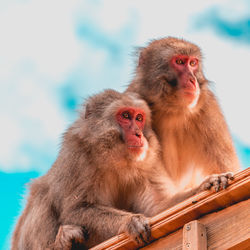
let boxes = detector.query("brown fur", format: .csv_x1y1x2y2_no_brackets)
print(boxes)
127,37,241,190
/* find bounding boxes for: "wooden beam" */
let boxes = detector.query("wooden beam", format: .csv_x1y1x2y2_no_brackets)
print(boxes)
183,220,207,250
142,229,182,250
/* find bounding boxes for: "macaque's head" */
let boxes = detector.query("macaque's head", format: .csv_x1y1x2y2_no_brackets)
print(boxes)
78,90,154,161
136,37,208,112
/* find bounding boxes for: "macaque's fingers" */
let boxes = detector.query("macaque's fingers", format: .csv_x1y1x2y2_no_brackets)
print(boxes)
127,215,151,246
221,172,234,189
144,221,151,241
226,172,234,180
212,178,220,192
201,181,212,190
199,172,234,192
220,175,229,189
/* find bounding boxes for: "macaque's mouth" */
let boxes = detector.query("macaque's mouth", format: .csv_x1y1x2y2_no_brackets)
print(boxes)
183,90,196,95
182,87,197,96
183,82,196,91
127,145,143,148
127,145,144,155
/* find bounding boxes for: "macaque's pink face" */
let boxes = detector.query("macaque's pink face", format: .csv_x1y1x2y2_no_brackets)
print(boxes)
116,107,146,154
170,55,200,105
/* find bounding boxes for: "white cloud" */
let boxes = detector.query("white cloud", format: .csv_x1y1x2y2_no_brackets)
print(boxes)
0,75,67,172
0,0,82,172
0,0,81,83
198,35,250,144
83,1,133,34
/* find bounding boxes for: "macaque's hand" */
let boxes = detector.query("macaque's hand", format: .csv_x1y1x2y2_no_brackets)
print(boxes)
199,172,234,192
122,214,151,246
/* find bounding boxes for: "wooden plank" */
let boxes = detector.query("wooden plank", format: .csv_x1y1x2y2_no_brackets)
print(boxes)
142,229,182,250
227,238,250,250
183,220,207,250
201,199,250,250
91,168,250,250
143,199,250,250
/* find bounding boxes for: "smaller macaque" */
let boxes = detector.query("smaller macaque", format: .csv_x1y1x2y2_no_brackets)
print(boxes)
12,90,233,250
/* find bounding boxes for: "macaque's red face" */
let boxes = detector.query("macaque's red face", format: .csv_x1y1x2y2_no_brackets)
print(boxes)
170,55,200,106
116,107,146,155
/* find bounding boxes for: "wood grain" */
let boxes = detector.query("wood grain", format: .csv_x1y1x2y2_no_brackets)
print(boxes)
142,229,182,250
143,198,250,250
203,199,250,250
182,220,207,250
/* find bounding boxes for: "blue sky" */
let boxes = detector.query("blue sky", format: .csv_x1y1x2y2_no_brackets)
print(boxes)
1,0,250,249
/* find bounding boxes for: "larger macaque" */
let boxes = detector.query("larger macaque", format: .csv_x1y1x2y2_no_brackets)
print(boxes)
127,37,240,192
12,89,231,249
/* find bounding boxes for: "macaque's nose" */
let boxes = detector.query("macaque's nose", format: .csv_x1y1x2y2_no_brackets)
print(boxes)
135,130,142,138
189,76,196,86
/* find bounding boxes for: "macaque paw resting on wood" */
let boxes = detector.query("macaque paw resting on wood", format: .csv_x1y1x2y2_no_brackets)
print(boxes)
198,172,234,192
120,214,151,245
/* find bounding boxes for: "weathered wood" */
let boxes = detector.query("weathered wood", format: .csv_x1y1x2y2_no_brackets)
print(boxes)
143,229,182,250
183,220,207,250
91,168,250,250
227,238,250,250
144,199,250,250
202,199,250,250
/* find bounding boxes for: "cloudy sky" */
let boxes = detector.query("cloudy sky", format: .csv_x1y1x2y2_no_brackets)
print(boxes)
1,0,250,249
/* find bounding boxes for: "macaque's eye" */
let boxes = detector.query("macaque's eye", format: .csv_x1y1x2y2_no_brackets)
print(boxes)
122,111,130,119
190,60,197,67
136,114,143,122
176,59,184,65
